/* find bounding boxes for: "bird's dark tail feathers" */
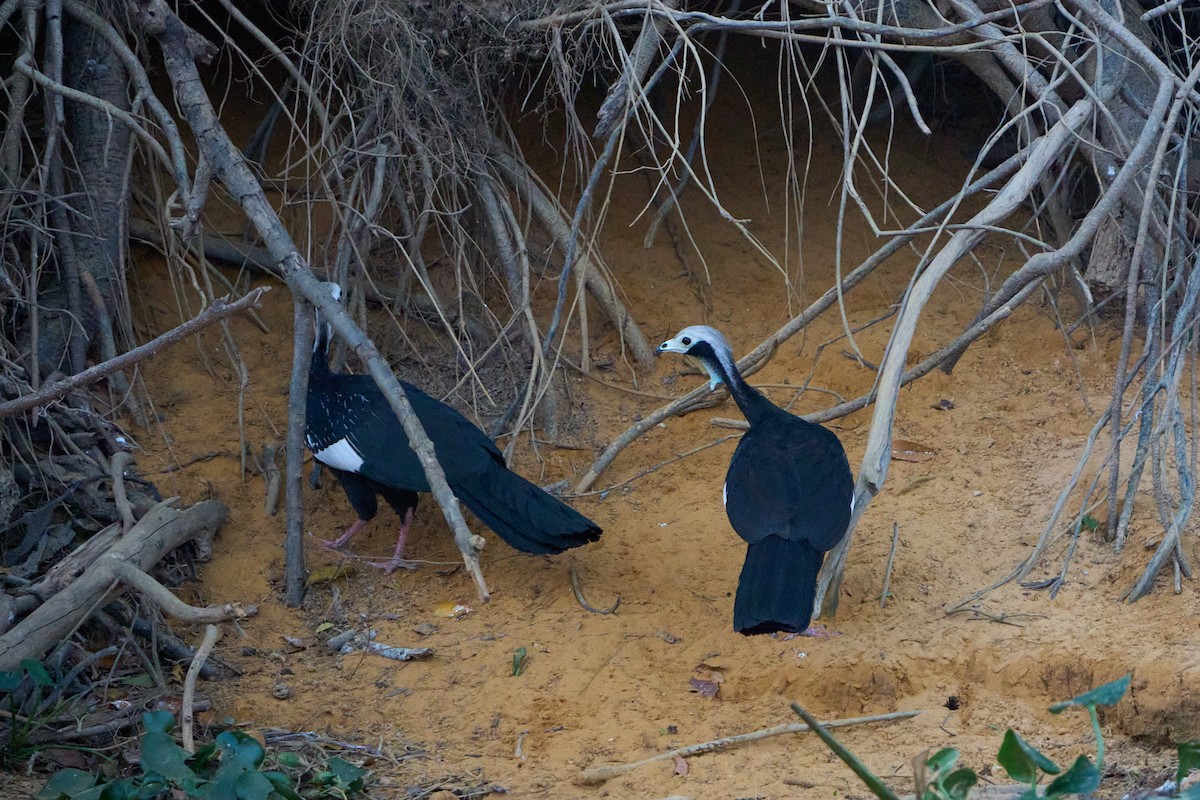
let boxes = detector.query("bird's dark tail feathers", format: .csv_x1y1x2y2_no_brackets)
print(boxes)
453,465,601,554
734,536,824,635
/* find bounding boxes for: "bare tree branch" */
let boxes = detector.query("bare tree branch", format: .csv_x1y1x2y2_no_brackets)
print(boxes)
0,288,269,418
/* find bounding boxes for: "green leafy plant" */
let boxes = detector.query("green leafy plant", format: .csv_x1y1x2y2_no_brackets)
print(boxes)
1,659,68,766
36,711,369,800
793,672,1197,799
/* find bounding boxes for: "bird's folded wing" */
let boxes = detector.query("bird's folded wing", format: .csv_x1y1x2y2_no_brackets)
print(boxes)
724,425,852,551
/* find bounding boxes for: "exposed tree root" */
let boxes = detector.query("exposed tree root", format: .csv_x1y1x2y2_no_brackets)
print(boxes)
0,498,239,670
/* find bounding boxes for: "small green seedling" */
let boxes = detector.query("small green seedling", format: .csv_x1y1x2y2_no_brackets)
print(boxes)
512,646,529,677
1048,672,1131,778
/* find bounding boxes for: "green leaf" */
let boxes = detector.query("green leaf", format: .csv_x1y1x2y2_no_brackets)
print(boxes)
96,778,137,800
327,756,366,789
135,774,168,799
140,731,192,783
187,778,235,800
262,772,302,800
233,770,273,800
1178,741,1200,785
926,748,959,774
273,751,302,769
37,768,98,799
1044,755,1100,796
215,731,265,770
191,741,220,771
22,659,54,687
940,768,978,799
1049,673,1131,712
141,711,176,735
0,669,24,692
997,729,1060,783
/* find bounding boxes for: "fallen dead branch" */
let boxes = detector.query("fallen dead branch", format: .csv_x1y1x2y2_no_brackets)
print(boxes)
0,498,241,669
578,708,921,785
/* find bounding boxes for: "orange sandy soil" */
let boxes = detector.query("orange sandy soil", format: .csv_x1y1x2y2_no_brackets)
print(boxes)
126,74,1200,799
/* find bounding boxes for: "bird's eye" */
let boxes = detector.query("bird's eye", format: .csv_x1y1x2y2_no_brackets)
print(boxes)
682,337,692,345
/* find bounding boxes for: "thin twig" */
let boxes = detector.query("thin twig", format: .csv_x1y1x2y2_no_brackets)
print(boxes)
575,434,739,497
578,709,921,785
0,288,269,418
881,522,899,609
569,565,620,615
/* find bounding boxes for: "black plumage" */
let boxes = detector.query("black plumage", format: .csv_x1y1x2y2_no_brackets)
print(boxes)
305,282,602,573
657,325,853,635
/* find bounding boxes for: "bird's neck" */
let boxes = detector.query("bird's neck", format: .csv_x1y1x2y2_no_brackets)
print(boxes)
310,317,333,380
702,354,774,426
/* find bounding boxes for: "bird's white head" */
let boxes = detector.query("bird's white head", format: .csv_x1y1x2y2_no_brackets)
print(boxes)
319,281,342,303
656,325,736,391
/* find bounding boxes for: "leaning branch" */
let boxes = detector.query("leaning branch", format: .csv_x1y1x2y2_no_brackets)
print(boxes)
135,0,492,601
0,287,269,418
572,149,1028,494
812,99,1095,619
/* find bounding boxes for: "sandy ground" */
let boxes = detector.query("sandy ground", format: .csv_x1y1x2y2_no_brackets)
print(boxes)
127,57,1200,799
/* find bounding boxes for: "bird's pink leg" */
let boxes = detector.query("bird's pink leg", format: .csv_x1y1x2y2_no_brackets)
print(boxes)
369,508,419,573
318,519,366,551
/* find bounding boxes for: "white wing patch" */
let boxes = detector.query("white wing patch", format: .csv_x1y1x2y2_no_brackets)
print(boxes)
850,492,856,513
723,481,727,508
314,437,365,472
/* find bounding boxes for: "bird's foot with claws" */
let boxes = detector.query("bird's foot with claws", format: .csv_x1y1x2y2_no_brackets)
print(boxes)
315,519,366,552
368,558,420,574
777,625,839,640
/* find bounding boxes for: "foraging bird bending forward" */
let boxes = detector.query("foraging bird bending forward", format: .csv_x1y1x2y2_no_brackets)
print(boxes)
305,282,602,573
657,326,853,635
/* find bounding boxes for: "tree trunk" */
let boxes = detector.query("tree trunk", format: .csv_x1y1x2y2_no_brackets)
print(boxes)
24,12,133,377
